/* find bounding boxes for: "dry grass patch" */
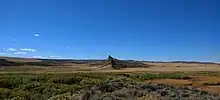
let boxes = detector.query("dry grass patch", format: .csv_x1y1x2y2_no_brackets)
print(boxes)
150,79,192,85
200,86,220,93
192,76,220,86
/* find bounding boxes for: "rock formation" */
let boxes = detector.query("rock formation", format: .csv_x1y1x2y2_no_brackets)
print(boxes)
106,55,148,69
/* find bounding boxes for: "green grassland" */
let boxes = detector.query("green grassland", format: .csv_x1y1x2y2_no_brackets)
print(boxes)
1,72,220,100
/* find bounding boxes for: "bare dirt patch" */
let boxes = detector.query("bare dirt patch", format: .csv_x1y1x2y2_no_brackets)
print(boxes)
148,76,220,94
150,79,192,85
191,76,220,86
200,86,220,93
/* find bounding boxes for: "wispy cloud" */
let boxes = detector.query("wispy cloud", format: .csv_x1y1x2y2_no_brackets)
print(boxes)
6,48,17,52
33,56,43,58
13,52,27,55
34,32,40,37
49,56,61,58
20,48,36,52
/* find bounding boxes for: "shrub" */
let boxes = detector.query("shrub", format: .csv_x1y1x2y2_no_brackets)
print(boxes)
1,72,220,100
0,76,31,89
111,88,140,99
29,75,49,82
80,78,101,87
200,90,209,95
48,76,84,85
23,82,42,90
0,79,13,88
136,73,190,81
48,92,79,100
137,94,154,100
59,84,82,94
11,89,30,98
0,88,12,99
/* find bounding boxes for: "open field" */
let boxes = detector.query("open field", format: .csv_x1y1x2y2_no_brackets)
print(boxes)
1,57,220,99
1,72,220,100
2,66,220,73
1,56,220,73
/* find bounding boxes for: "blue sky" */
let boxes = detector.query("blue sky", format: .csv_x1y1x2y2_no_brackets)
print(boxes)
0,0,219,61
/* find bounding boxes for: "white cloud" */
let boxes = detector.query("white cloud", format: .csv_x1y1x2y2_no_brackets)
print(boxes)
13,52,27,55
6,48,17,52
0,53,5,55
33,56,43,58
34,33,40,37
49,56,61,58
20,48,36,52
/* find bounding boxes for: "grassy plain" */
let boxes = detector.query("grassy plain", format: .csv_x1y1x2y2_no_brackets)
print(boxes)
1,71,220,100
1,57,220,99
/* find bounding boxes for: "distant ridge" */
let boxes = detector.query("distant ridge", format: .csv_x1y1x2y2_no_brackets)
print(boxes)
0,59,16,66
142,61,220,65
0,56,219,68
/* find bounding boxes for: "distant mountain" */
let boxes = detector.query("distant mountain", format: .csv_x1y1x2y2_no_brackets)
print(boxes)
170,61,219,64
0,57,69,67
142,60,220,65
0,56,219,68
0,58,57,67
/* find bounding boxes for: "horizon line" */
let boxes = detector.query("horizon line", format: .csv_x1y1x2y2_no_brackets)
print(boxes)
0,56,219,63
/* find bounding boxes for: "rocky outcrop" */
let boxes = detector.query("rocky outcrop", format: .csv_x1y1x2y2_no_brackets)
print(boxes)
107,55,148,69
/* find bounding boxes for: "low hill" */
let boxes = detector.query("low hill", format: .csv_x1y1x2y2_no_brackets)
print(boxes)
0,56,219,68
0,59,16,66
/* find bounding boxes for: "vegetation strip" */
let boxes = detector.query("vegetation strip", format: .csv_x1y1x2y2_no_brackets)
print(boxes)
1,72,220,100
